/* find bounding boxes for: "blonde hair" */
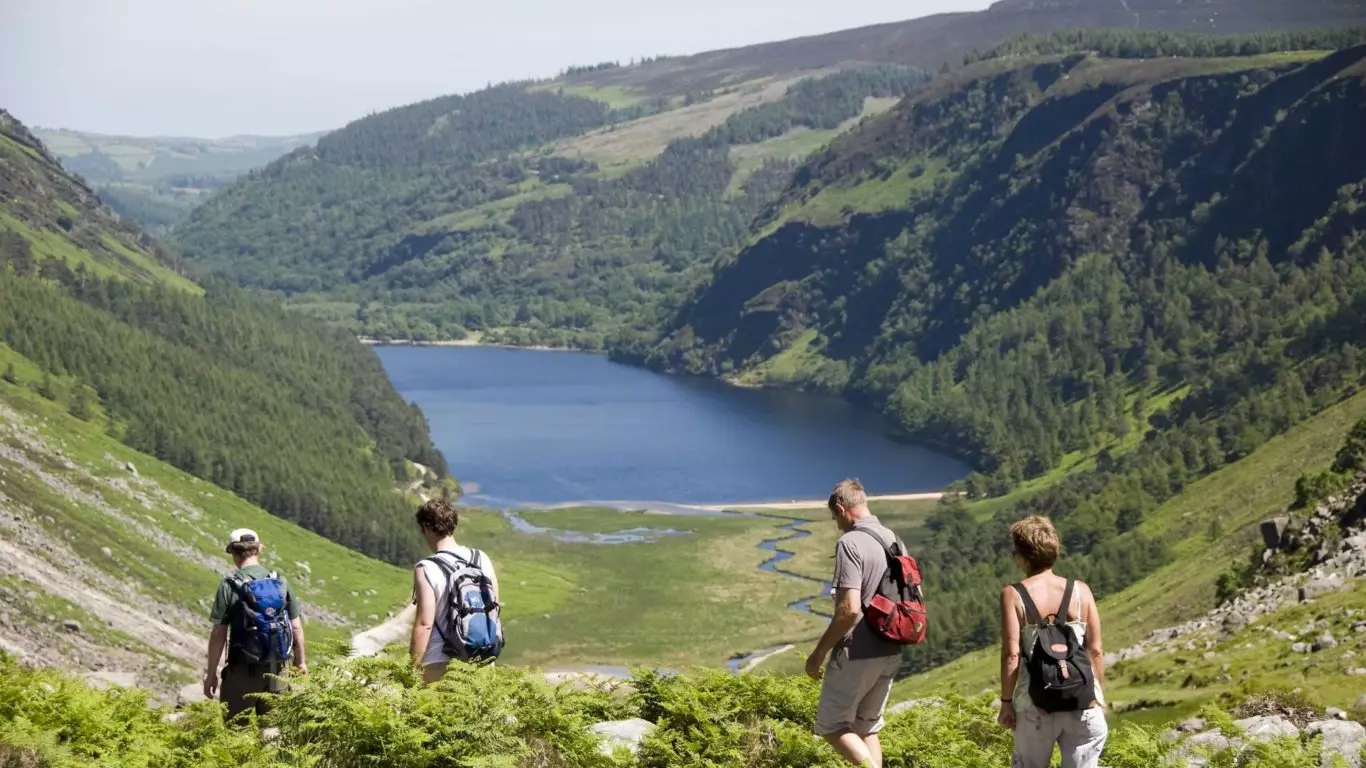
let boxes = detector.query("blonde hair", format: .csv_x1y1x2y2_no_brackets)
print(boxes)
828,478,867,511
1010,516,1061,573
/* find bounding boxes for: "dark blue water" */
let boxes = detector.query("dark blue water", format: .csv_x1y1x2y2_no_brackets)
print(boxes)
377,346,968,506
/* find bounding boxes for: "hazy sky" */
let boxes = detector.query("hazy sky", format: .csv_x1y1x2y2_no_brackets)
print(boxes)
2,0,991,138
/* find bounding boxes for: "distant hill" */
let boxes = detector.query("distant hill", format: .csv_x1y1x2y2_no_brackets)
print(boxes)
32,127,324,233
0,109,448,564
557,0,1366,96
172,0,1366,346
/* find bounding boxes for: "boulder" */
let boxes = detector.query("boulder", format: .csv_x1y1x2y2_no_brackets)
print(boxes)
1293,642,1310,653
124,462,138,476
1312,632,1338,652
589,718,655,756
1306,720,1365,768
1178,716,1208,733
1183,729,1233,756
100,546,113,558
1262,517,1290,549
1348,668,1366,676
60,619,81,634
177,683,206,707
1234,715,1300,743
1300,574,1346,602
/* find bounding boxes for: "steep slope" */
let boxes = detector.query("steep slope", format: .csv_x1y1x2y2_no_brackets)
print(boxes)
634,35,1366,673
906,389,1366,722
0,110,449,564
172,1,1366,347
0,369,411,699
33,128,324,233
646,38,1366,483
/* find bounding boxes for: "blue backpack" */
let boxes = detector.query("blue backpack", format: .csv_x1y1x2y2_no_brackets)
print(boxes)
226,572,294,665
424,550,504,662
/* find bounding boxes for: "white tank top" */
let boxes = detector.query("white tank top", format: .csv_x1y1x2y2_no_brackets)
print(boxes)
416,546,499,666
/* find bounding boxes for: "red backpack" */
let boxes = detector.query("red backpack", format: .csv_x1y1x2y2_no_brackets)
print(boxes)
854,528,928,645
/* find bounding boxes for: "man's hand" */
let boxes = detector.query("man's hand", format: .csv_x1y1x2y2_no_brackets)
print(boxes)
997,701,1016,731
203,671,219,700
293,661,308,677
804,650,825,681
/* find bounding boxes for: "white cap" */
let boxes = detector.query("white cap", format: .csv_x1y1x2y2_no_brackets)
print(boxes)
225,528,261,552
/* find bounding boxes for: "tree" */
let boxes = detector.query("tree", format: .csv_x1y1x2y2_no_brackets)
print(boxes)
1,363,16,385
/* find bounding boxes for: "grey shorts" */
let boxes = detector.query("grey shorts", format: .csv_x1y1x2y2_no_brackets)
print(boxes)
1011,705,1108,768
814,648,901,737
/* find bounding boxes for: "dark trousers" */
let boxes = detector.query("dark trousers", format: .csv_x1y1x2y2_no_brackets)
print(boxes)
221,662,287,720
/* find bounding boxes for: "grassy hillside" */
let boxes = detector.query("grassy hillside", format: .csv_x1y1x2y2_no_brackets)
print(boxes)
32,128,323,233
0,110,449,565
903,387,1366,719
173,66,930,349
0,356,411,695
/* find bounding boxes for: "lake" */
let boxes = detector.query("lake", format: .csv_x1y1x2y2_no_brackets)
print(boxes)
376,346,968,507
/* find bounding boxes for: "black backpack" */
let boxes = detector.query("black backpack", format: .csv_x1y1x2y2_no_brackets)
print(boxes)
1012,579,1097,713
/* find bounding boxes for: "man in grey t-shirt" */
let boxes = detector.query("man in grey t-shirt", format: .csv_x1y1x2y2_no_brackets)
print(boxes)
805,479,903,768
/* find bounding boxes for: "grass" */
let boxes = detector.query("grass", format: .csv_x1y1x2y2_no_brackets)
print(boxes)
729,329,826,387
459,506,826,669
419,181,573,234
901,387,1366,713
725,97,901,195
788,155,948,226
0,212,199,294
527,82,652,109
549,76,800,164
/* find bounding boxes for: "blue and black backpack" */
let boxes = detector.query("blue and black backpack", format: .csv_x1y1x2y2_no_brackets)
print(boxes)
226,572,294,665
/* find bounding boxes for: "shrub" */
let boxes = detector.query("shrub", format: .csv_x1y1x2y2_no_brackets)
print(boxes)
0,652,1354,767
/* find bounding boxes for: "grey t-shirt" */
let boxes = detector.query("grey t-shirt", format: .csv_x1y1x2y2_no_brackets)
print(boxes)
831,515,902,660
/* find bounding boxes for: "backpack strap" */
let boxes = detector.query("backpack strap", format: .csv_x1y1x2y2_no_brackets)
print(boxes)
1058,579,1077,624
1011,583,1044,625
225,574,259,610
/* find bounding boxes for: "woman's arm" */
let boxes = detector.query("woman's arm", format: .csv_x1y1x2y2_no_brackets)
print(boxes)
999,586,1022,729
1083,582,1104,687
410,566,436,668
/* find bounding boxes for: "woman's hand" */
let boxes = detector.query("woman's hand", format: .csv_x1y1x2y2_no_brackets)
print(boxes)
997,701,1016,731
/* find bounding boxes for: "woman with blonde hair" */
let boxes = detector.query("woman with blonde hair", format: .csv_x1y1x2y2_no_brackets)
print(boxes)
998,515,1108,768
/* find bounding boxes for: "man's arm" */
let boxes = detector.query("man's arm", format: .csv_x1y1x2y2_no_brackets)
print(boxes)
204,624,228,699
410,566,436,667
805,587,862,680
290,617,307,674
284,585,307,673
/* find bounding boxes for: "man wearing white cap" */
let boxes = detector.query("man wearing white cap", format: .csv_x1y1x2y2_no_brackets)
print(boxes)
203,528,307,720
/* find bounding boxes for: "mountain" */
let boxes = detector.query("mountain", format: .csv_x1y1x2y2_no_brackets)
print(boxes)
0,110,449,564
171,1,1366,347
624,32,1366,673
33,128,324,233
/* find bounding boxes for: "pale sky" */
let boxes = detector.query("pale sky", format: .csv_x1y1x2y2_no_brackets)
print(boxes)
1,0,991,138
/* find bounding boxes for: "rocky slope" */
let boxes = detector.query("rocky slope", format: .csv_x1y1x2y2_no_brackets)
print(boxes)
0,384,412,702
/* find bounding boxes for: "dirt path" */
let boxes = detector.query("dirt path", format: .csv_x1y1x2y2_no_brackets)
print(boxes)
350,604,415,657
0,537,203,663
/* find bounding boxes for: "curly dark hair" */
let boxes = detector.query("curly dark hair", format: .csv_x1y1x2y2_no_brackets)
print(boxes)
415,499,459,537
